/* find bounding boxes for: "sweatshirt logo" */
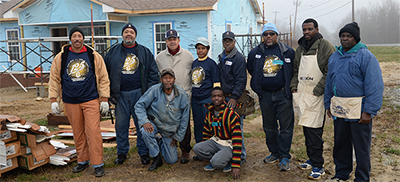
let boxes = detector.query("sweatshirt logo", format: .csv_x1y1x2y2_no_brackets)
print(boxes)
67,59,89,81
122,53,139,74
192,66,205,88
263,55,282,77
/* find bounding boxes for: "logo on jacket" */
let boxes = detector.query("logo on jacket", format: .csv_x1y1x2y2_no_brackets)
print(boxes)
122,53,139,74
332,105,350,116
263,55,282,77
67,58,89,81
192,66,205,88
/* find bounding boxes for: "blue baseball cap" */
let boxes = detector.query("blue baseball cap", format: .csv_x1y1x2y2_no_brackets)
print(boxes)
165,29,179,39
262,23,279,35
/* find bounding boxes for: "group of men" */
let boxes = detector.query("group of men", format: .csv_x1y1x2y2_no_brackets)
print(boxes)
49,17,383,181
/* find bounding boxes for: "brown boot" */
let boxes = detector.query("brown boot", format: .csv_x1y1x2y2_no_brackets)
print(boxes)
180,149,189,164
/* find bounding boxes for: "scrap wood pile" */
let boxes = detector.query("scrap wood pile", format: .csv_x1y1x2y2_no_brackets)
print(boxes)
0,114,76,177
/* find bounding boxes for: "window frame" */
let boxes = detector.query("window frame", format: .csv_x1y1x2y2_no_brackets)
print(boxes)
153,22,172,55
6,29,21,62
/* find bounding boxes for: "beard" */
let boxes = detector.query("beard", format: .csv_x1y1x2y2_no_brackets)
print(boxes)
123,39,135,46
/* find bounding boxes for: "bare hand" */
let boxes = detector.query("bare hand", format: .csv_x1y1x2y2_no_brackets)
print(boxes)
231,168,240,180
359,112,371,124
142,122,154,133
227,98,237,108
327,109,332,118
169,137,178,147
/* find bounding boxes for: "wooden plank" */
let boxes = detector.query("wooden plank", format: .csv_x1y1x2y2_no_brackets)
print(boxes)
58,125,116,132
51,139,117,148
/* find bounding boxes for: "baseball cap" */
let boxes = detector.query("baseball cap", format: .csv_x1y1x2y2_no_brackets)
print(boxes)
222,31,235,40
165,29,179,39
160,68,175,78
195,37,210,47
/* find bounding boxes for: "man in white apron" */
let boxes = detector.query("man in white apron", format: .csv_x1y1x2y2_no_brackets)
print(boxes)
247,23,295,171
290,18,335,180
324,22,384,181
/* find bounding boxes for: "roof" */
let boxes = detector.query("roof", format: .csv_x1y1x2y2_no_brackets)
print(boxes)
94,0,219,14
0,0,23,19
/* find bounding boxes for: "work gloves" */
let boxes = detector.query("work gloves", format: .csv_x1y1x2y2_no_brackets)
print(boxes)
100,101,109,115
51,102,61,114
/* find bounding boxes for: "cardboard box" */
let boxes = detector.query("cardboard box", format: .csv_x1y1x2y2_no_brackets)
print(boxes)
0,131,17,143
0,157,18,174
17,133,40,148
4,141,21,159
20,141,56,161
18,154,49,170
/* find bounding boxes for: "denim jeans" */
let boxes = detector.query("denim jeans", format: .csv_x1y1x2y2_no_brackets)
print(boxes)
115,88,149,156
259,90,294,160
140,122,178,164
333,118,372,181
225,97,246,160
191,97,212,143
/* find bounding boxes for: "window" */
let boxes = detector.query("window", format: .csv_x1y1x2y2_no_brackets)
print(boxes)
226,23,232,32
79,26,107,56
6,29,20,62
154,23,172,55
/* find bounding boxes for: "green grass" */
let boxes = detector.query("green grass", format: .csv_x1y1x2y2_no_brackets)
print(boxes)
386,147,400,155
16,173,50,181
63,172,83,179
392,136,400,144
368,46,400,63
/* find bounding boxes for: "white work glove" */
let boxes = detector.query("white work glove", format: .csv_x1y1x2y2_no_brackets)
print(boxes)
100,101,109,115
51,102,61,114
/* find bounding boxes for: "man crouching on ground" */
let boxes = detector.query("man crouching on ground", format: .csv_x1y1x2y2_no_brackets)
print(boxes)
134,68,189,171
193,87,242,180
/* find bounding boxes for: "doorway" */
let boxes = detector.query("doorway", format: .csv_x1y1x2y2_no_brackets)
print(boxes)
50,27,68,55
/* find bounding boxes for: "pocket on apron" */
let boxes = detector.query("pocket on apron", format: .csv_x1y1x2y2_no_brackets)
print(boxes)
330,96,363,119
298,93,325,128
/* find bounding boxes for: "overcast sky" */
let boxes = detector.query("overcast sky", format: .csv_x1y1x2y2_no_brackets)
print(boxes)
257,0,376,34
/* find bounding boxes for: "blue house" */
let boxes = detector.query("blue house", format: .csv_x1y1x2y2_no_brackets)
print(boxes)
0,0,263,74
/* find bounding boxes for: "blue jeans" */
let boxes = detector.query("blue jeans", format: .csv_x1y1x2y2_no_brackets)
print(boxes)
225,97,246,160
191,97,212,143
140,122,178,164
259,90,294,160
115,88,149,156
333,118,372,181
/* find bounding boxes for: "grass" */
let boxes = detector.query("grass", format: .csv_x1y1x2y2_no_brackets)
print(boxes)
393,136,400,144
368,46,400,63
386,147,400,155
16,173,50,181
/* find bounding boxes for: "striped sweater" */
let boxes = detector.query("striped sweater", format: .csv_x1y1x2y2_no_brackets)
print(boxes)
202,102,242,168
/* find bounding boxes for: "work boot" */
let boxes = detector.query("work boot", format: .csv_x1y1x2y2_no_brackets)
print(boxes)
140,154,150,165
72,163,89,173
114,154,126,165
148,154,163,172
180,149,190,164
94,166,105,177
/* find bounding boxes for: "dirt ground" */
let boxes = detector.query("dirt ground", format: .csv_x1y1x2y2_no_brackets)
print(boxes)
0,62,399,181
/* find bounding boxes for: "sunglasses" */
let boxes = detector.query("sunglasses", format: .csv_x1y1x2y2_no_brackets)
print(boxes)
263,32,276,36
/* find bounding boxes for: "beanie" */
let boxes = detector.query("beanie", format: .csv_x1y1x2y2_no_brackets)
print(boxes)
339,22,361,43
69,27,85,40
122,23,137,35
262,23,279,35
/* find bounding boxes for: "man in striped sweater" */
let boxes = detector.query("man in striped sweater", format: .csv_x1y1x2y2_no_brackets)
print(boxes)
193,87,242,180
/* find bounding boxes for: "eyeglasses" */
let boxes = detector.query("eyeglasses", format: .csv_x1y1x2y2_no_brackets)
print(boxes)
263,32,276,36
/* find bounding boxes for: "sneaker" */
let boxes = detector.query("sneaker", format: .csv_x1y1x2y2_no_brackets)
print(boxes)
326,177,349,182
204,164,215,171
94,166,105,177
263,155,279,163
298,159,312,170
279,158,290,171
223,165,232,172
308,167,325,180
72,163,89,173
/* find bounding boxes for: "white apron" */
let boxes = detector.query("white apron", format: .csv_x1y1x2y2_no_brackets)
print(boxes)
293,51,325,128
330,96,363,119
210,136,233,149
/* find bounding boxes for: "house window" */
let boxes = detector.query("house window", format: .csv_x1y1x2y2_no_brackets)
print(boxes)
6,29,20,62
154,23,172,55
226,23,232,32
79,26,107,56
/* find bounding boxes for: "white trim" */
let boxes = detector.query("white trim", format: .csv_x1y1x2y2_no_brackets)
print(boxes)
207,11,212,57
226,23,232,31
18,20,126,26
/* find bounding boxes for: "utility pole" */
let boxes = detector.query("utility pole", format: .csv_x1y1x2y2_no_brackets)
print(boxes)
352,0,355,22
293,0,300,41
263,3,265,26
273,11,279,24
290,15,292,47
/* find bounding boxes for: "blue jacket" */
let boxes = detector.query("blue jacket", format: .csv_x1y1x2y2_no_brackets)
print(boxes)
104,42,159,99
324,42,384,121
134,83,190,142
247,41,295,98
217,47,247,100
